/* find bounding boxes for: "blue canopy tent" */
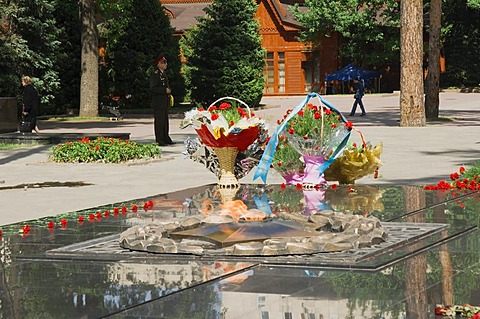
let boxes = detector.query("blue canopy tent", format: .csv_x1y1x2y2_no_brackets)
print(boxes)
324,64,380,94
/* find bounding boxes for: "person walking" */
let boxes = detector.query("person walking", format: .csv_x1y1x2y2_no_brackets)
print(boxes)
150,54,173,146
349,78,366,116
21,76,40,133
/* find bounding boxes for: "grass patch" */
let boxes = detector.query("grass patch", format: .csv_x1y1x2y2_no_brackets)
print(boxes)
42,116,111,121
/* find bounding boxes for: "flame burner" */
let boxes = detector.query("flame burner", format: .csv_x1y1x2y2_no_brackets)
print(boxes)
119,209,390,256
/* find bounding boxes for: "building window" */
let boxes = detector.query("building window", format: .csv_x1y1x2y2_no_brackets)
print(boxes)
284,313,293,319
261,311,269,319
264,51,285,94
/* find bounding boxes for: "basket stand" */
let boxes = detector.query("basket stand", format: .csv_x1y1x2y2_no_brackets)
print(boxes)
213,147,239,188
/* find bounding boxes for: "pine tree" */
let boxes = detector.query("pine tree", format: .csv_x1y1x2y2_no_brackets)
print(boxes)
182,0,265,107
100,0,184,108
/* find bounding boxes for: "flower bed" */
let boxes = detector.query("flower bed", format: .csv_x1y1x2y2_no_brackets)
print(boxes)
50,137,161,163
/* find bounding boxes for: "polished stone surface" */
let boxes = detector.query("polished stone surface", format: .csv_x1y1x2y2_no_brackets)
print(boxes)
0,184,479,318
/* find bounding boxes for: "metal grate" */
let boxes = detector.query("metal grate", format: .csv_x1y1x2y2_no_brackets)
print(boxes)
45,222,454,270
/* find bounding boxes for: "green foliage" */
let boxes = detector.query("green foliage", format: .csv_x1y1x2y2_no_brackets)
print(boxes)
181,0,265,107
50,137,161,163
462,162,480,180
441,0,480,87
52,0,82,114
0,0,64,110
293,0,400,67
99,0,185,108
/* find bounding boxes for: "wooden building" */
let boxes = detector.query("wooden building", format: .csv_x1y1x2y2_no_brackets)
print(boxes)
162,0,342,96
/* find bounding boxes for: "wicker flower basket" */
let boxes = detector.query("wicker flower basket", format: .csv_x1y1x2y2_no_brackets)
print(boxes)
213,146,240,188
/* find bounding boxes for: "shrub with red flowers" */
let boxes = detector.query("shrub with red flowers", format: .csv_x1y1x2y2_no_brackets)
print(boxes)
50,137,161,163
425,164,480,191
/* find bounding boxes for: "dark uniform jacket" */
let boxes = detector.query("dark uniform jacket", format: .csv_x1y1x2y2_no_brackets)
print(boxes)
150,69,169,109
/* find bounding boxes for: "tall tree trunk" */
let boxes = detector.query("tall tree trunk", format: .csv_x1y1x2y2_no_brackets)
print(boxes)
400,0,426,127
425,0,442,119
79,0,99,117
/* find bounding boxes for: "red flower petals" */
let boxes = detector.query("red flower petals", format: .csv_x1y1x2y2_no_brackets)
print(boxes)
22,225,31,234
78,216,85,222
48,221,55,228
132,205,138,212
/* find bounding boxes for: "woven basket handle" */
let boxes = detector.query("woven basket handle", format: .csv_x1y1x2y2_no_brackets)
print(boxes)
208,96,253,118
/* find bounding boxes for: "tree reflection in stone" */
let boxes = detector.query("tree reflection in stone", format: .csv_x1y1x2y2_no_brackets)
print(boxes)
402,186,428,319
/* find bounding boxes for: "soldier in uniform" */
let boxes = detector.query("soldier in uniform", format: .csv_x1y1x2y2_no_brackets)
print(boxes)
150,54,173,146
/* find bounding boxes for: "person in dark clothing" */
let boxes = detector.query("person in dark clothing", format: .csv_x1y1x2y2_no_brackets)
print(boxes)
150,54,173,146
21,76,40,133
349,78,366,116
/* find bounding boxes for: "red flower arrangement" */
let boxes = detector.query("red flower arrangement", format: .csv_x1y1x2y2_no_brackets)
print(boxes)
271,100,352,186
182,98,264,151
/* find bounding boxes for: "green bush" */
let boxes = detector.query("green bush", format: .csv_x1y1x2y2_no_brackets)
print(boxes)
50,137,161,163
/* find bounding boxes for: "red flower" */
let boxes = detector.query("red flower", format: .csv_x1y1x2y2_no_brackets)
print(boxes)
295,183,302,190
314,112,321,120
60,219,67,226
208,105,217,112
288,128,295,134
0,230,2,237
48,221,55,228
198,107,205,111
113,207,119,215
229,120,235,127
89,214,95,220
121,206,127,213
78,216,85,222
211,113,219,121
104,210,110,217
331,123,337,128
459,166,466,174
95,212,102,219
280,183,286,189
219,102,231,110
450,172,459,180
22,225,31,233
345,121,354,129
298,110,304,117
472,312,480,319
331,184,337,190
132,205,138,212
303,135,309,140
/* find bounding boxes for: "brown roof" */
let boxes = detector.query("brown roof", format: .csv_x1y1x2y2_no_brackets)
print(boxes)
163,0,304,33
163,2,210,33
